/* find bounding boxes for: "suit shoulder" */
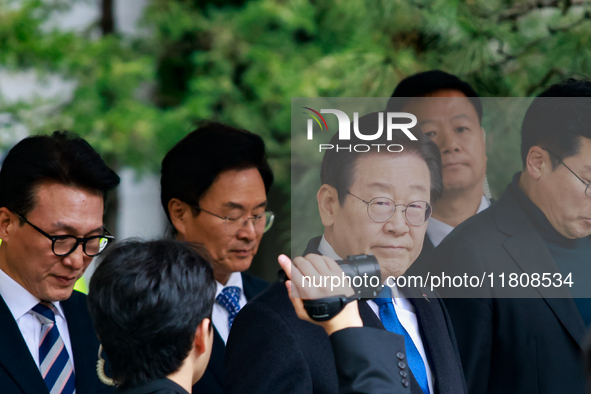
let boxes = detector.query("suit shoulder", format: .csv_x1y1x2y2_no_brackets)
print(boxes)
62,290,89,310
241,272,269,298
236,280,298,325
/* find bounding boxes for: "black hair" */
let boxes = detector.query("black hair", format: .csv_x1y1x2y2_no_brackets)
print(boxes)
160,122,274,223
387,70,483,124
521,78,591,168
87,239,216,389
0,131,120,218
320,112,443,204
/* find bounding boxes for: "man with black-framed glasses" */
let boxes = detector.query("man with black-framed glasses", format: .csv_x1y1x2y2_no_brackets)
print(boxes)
160,122,273,394
225,112,467,394
434,79,591,394
0,131,120,394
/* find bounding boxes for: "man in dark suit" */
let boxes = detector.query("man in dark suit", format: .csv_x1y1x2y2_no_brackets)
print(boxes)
278,253,411,394
432,79,591,394
225,113,467,394
0,131,120,394
388,70,491,275
160,122,272,394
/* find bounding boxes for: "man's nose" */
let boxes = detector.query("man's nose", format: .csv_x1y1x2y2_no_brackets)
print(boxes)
62,243,86,270
384,207,409,235
236,218,257,240
439,128,461,154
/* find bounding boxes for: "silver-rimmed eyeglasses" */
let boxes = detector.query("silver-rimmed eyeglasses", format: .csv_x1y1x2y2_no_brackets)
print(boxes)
347,192,433,226
193,206,275,235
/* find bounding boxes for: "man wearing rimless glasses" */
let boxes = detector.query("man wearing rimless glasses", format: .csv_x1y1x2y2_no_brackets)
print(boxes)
0,131,120,394
225,113,466,394
160,122,273,394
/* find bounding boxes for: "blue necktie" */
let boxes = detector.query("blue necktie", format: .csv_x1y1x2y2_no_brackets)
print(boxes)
31,302,76,394
374,287,430,394
216,286,241,329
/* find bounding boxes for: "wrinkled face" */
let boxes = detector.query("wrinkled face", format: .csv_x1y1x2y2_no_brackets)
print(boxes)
403,89,487,193
0,182,104,302
538,137,591,239
329,154,431,277
180,168,267,281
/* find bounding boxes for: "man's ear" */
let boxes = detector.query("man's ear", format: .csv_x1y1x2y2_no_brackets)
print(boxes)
317,184,340,227
168,198,191,238
525,146,548,180
0,208,16,242
194,318,212,356
481,127,487,143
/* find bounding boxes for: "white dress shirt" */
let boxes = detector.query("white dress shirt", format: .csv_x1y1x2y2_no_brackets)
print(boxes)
0,267,75,371
426,195,491,247
213,271,247,344
317,236,434,393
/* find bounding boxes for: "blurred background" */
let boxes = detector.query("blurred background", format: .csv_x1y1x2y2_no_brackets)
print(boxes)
1,0,591,283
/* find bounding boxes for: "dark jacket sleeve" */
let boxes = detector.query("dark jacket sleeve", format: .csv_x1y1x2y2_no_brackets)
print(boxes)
224,302,316,394
329,327,410,394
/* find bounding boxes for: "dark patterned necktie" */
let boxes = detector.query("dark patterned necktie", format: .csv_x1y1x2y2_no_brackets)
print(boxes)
216,286,241,329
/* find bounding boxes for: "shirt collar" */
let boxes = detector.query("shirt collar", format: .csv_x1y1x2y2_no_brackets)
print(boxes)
0,267,64,320
215,271,244,298
427,195,490,247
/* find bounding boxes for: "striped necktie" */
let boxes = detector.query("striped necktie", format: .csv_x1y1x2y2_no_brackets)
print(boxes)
31,302,76,394
374,287,430,394
216,286,241,329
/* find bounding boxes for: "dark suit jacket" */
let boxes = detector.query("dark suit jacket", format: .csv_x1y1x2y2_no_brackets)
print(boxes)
224,237,467,394
116,379,189,394
330,327,410,394
0,290,114,394
431,186,588,394
406,234,434,277
192,272,267,394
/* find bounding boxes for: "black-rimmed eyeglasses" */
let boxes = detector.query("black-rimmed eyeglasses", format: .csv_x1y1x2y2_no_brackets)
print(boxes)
15,213,115,257
544,149,591,197
191,205,275,235
347,192,433,226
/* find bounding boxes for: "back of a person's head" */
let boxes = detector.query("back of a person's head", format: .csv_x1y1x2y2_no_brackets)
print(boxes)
0,130,120,216
87,239,216,389
319,112,443,203
521,78,591,167
160,122,274,223
387,69,483,124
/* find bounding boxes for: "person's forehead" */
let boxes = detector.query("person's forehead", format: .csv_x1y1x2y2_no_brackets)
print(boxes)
569,136,591,168
28,182,104,230
350,154,430,191
203,168,267,207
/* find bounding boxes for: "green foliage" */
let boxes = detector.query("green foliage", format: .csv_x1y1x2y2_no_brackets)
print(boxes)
3,0,591,265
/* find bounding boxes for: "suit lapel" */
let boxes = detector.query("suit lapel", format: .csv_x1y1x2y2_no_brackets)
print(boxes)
407,287,465,394
0,295,48,394
496,190,587,349
207,328,226,386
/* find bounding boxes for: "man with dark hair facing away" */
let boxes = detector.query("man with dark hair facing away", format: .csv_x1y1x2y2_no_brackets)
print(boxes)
387,70,490,275
0,131,120,394
87,239,216,394
160,122,273,394
433,79,591,394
